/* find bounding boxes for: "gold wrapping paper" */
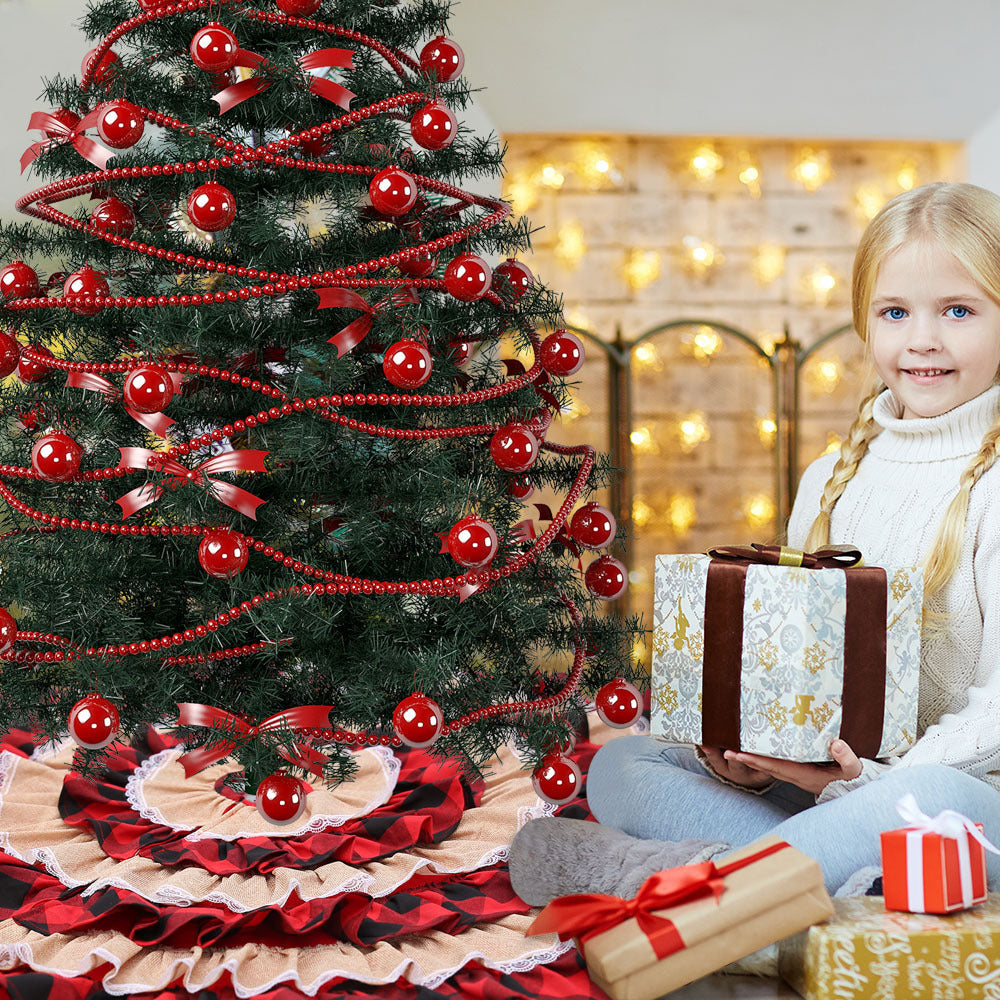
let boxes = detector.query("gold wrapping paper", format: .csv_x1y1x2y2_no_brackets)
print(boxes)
779,895,1000,1000
582,835,834,1000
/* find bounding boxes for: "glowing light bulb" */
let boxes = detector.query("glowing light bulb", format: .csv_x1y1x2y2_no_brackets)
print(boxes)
554,221,586,269
504,172,537,215
790,148,832,192
682,235,722,276
743,493,776,531
633,342,663,373
896,162,919,191
630,426,659,454
680,325,723,363
855,183,887,222
632,496,654,528
539,164,565,188
738,153,762,197
806,357,843,393
757,416,777,448
668,493,697,536
678,412,710,453
752,243,786,285
690,144,724,181
623,249,662,291
801,265,838,306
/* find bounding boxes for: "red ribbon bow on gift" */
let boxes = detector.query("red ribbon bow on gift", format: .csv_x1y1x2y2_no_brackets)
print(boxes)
526,840,790,960
316,287,421,358
114,447,269,520
176,702,335,777
213,48,356,115
707,543,862,569
21,109,112,174
66,370,186,439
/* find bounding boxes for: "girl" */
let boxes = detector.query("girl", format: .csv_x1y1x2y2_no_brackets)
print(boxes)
509,181,1000,904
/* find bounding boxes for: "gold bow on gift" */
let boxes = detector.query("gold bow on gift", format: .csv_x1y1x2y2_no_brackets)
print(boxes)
707,543,863,569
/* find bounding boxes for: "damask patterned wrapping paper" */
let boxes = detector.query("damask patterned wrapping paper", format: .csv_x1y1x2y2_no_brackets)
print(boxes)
779,895,1000,1000
650,554,922,762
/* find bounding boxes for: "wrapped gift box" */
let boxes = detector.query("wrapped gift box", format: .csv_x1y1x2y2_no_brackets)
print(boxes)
779,895,1000,1000
528,835,834,1000
651,544,922,762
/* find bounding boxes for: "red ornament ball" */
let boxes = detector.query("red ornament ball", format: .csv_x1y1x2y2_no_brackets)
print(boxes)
398,249,438,278
0,607,16,656
569,502,617,550
410,102,457,151
508,475,534,501
419,36,465,82
539,329,585,376
138,0,171,10
31,432,82,482
123,365,174,413
255,772,307,825
585,555,629,601
0,260,39,301
82,48,120,85
63,267,110,316
96,101,145,149
90,197,136,237
0,331,20,378
275,0,321,13
447,515,498,569
68,694,120,750
198,528,250,579
369,168,418,217
187,182,236,232
44,108,80,139
392,693,444,749
383,339,432,390
595,678,643,729
531,753,582,806
490,424,539,474
447,339,473,365
190,23,239,72
17,344,53,384
493,258,534,301
294,130,333,157
443,253,492,302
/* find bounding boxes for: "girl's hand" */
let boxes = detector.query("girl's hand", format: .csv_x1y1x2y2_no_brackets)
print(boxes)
721,739,863,795
698,745,775,789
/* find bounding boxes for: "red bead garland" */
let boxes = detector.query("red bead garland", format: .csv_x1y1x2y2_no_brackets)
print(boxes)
63,267,110,316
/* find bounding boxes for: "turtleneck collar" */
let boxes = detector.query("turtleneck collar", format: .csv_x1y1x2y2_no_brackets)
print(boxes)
868,384,1000,462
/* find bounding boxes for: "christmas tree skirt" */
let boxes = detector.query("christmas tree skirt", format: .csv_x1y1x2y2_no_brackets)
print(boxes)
0,717,632,999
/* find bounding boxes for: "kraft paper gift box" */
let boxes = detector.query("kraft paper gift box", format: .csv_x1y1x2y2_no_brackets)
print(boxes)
526,834,834,1000
779,895,1000,1000
651,544,922,762
880,793,1000,914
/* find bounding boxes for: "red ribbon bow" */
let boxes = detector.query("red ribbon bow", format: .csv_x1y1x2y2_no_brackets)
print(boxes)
65,370,186,439
526,840,790,960
316,287,421,358
502,357,563,412
22,109,112,174
176,702,335,777
114,447,269,520
213,48,356,115
509,504,583,575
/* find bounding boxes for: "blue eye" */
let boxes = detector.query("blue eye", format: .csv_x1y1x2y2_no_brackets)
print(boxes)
885,307,906,320
947,305,970,318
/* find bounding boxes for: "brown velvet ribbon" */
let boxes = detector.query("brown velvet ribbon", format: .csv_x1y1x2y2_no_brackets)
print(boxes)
701,545,888,758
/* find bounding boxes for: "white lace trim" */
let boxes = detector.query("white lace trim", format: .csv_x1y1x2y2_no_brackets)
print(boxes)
517,800,557,828
124,748,191,828
422,938,577,990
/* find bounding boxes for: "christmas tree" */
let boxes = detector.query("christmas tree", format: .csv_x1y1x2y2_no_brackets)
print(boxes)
0,0,642,818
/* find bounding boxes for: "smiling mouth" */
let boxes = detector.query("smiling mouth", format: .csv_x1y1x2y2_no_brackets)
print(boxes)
902,368,953,376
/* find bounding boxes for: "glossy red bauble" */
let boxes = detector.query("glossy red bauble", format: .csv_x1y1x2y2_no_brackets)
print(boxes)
492,259,534,301
508,475,534,501
0,331,20,378
295,131,333,157
17,344,53,384
392,693,444,749
0,608,16,656
369,168,418,217
398,249,438,278
187,182,236,232
585,555,629,601
123,365,174,413
82,48,120,85
490,424,539,474
90,197,136,237
198,528,250,579
255,772,307,825
447,516,498,569
419,36,465,82
595,678,643,729
190,23,239,72
68,694,119,750
275,0,321,13
383,339,432,390
443,253,492,302
31,432,83,482
531,753,582,806
96,101,145,149
44,108,80,139
0,261,39,301
410,102,456,151
63,267,110,316
539,329,585,376
447,339,472,365
569,502,617,550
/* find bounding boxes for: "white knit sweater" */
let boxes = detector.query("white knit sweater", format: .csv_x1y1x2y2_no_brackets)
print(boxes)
786,384,1000,803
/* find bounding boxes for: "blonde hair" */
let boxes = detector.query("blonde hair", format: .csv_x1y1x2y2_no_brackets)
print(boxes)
802,182,1000,610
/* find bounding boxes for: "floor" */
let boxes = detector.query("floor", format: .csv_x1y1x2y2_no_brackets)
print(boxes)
667,976,798,999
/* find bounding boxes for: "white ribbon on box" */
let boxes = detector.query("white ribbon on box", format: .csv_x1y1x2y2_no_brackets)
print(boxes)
895,792,1000,911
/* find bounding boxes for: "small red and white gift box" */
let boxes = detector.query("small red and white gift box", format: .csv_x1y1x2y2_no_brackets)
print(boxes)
880,793,1000,914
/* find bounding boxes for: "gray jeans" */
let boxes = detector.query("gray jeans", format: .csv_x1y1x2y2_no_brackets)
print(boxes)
587,735,1000,893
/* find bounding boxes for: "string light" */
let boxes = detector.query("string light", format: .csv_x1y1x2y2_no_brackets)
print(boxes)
680,325,723,363
755,330,781,356
561,386,590,422
751,243,786,285
682,235,722,276
577,145,621,187
690,144,724,181
790,147,832,192
539,163,565,188
630,426,659,455
896,161,919,191
632,342,664,373
667,493,697,536
743,493,776,531
854,183,887,222
554,221,586,269
738,153,762,197
802,264,837,306
805,357,843,393
632,495,654,529
623,249,662,291
757,416,777,448
503,172,536,215
677,411,710,453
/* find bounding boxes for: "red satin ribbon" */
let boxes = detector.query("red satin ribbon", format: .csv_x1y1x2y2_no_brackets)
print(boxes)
114,447,269,520
510,505,583,574
316,287,421,358
22,109,112,173
176,702,335,777
526,840,791,960
66,370,185,439
213,47,356,115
